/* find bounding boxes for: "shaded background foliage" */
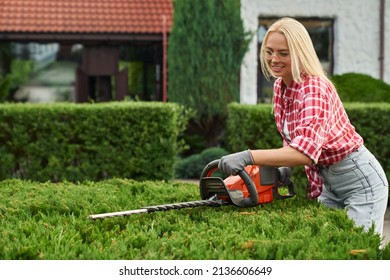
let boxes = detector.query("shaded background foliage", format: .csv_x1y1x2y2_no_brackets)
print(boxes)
168,0,252,149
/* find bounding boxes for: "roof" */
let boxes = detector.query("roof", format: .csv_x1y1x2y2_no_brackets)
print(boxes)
0,0,173,34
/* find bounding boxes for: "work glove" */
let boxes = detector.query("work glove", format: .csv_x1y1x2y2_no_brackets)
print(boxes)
218,150,254,175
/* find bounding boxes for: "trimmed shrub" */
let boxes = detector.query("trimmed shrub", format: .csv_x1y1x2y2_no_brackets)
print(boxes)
0,102,185,182
0,179,387,260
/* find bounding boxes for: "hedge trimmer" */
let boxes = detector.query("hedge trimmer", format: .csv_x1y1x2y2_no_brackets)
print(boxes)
88,160,295,220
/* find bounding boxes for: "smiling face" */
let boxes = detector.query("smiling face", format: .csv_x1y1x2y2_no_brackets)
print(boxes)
264,31,293,86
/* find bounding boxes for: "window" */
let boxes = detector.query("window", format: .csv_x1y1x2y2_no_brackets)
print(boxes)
257,17,334,103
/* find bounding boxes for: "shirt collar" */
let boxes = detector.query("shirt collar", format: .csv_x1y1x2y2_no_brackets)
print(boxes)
283,75,309,100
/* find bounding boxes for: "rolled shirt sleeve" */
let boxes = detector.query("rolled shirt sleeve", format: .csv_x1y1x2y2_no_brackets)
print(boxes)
288,89,331,164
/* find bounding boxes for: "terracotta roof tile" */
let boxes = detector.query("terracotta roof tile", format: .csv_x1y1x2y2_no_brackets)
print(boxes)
0,0,173,34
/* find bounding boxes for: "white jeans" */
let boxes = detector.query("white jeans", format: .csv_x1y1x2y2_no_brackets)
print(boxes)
317,145,389,238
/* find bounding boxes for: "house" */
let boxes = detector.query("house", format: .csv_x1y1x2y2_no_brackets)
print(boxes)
0,0,173,102
240,0,389,104
1,0,388,105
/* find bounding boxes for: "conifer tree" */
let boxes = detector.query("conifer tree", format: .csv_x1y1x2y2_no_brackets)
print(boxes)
168,0,251,147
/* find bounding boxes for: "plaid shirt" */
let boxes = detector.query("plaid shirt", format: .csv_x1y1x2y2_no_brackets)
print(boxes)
273,76,363,199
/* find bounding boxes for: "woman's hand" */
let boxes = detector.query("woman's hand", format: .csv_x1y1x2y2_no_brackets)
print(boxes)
218,150,254,175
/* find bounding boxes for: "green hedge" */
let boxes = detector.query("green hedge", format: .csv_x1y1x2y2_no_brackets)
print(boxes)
225,103,390,197
1,179,387,260
0,102,185,182
225,103,280,151
346,103,390,174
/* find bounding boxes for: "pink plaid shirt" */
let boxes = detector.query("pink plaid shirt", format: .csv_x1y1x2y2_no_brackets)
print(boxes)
273,76,363,199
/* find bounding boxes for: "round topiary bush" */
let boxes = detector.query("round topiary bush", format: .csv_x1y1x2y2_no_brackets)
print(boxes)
331,73,390,103
175,147,229,179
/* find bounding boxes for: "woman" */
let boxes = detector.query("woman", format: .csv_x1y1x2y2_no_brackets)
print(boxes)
219,17,388,238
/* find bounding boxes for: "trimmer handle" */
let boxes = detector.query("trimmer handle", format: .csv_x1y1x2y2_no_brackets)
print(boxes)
274,167,295,199
200,159,258,207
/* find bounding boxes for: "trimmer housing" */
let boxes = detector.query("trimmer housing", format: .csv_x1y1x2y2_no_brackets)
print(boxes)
199,160,295,207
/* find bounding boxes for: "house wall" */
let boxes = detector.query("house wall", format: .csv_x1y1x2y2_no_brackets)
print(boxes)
240,0,389,104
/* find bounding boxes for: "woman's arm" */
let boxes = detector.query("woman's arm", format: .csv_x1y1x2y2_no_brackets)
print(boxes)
218,146,313,176
250,146,312,167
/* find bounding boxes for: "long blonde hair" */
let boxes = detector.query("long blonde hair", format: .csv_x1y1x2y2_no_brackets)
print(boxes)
260,17,332,85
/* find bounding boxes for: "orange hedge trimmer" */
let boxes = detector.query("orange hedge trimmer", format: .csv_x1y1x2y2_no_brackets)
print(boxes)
88,160,295,220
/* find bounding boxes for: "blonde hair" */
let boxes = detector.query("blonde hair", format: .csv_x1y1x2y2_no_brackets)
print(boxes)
260,17,332,85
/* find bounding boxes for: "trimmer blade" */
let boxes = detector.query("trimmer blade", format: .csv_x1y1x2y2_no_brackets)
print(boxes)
88,208,148,219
